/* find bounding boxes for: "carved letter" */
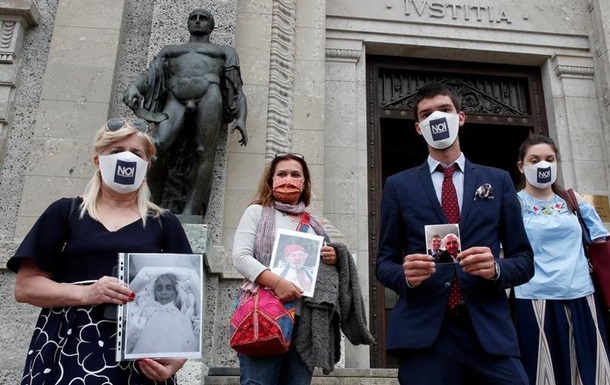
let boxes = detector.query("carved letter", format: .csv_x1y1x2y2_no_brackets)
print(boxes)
412,0,427,16
448,4,461,20
429,2,445,18
497,10,512,24
472,6,484,21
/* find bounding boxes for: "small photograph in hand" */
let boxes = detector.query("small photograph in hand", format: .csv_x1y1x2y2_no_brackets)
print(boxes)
269,229,324,298
115,252,204,361
425,224,461,264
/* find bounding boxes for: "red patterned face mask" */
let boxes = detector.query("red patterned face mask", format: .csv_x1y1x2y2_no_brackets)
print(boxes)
272,178,304,204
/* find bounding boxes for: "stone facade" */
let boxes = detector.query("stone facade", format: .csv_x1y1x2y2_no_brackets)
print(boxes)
1,0,610,383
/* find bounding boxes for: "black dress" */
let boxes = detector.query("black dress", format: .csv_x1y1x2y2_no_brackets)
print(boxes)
7,197,193,385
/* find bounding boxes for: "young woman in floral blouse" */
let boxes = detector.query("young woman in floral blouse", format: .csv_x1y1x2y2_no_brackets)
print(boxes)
513,134,610,385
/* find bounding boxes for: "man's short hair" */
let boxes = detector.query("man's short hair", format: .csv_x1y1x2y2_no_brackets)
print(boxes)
188,8,215,30
442,233,459,244
413,81,461,119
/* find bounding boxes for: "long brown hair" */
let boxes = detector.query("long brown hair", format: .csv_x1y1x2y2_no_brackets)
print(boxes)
252,153,312,207
518,134,573,210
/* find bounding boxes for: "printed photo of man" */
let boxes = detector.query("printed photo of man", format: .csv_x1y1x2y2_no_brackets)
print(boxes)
272,243,314,293
436,233,461,264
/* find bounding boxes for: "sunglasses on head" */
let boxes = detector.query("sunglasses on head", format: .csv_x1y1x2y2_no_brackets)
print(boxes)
105,118,149,133
274,152,304,160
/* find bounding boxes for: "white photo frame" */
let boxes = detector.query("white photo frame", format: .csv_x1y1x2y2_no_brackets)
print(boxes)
269,229,324,297
424,223,461,264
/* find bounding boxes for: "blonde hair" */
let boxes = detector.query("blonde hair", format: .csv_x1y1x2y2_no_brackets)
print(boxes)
79,120,164,226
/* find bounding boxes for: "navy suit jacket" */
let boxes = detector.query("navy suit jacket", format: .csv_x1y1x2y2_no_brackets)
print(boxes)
375,159,534,357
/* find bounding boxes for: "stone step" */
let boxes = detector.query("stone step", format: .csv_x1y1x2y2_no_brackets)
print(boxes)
204,367,399,385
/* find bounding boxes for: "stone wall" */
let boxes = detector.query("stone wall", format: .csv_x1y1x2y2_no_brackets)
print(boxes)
3,0,610,383
0,0,242,383
0,0,52,382
0,0,50,243
588,0,610,188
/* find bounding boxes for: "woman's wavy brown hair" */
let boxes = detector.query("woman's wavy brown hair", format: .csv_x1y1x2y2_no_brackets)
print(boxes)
252,153,311,207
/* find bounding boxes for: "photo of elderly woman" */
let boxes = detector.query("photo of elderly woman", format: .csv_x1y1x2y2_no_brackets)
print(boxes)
118,253,203,360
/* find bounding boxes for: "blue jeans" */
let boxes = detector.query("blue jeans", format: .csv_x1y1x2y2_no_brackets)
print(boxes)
238,345,313,385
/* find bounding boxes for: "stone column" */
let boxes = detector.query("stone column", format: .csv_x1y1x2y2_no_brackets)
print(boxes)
543,54,609,195
0,0,39,171
588,0,610,189
0,2,40,382
325,39,371,368
2,1,126,382
14,0,128,237
292,0,327,214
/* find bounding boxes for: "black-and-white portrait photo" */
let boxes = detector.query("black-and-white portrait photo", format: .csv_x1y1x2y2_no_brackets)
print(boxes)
117,253,203,360
269,229,324,297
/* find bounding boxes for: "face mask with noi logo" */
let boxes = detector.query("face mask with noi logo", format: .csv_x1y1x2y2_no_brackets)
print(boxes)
418,111,460,150
98,151,148,193
523,161,557,189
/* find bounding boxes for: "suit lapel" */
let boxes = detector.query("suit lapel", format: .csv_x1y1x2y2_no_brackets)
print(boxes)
460,160,477,225
418,162,446,223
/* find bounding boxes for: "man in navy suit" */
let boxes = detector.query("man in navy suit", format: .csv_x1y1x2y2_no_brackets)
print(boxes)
427,233,442,259
375,82,534,385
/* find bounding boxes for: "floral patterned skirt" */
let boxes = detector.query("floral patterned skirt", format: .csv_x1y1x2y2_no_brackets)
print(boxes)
19,305,176,385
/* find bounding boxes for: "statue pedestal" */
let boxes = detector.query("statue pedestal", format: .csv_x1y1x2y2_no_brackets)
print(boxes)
179,221,243,382
182,222,208,256
176,214,204,225
179,222,208,384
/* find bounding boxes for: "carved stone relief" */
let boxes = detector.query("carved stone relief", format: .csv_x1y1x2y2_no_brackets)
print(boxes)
0,2,40,168
265,0,297,161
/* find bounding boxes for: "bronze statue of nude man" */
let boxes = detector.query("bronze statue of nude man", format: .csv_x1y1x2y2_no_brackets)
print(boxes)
123,9,247,216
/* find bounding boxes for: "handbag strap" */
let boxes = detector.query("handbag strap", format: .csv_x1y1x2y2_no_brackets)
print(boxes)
296,211,311,233
566,188,592,244
566,189,595,273
60,197,79,252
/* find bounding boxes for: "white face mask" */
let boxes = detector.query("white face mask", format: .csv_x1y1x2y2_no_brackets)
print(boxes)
418,111,460,150
98,151,148,194
523,161,557,188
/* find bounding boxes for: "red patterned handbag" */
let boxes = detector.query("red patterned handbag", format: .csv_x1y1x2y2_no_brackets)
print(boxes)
229,286,295,355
